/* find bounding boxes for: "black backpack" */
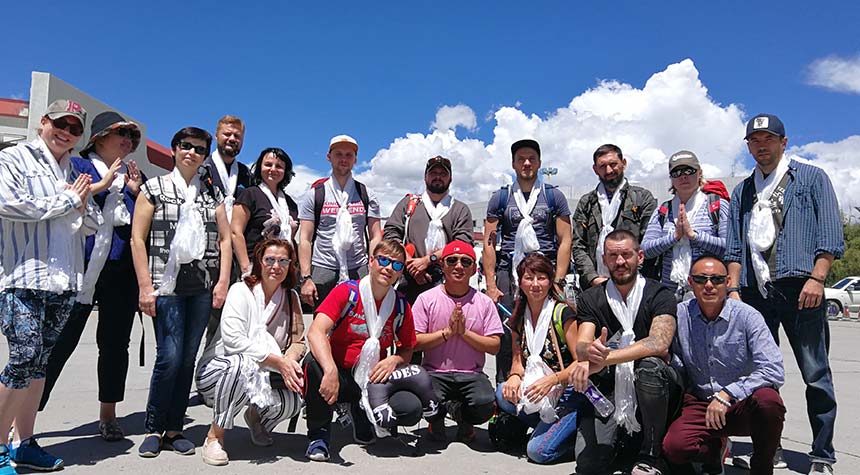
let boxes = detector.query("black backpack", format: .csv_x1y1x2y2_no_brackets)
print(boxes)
310,177,371,250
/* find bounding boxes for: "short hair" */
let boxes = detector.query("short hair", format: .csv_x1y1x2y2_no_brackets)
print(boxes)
252,147,295,191
604,229,639,251
243,238,297,290
170,127,212,156
690,254,727,272
217,115,245,133
593,144,623,164
372,239,406,262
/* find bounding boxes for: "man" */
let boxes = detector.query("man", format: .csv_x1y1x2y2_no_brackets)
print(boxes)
571,230,680,475
384,156,474,303
0,100,100,473
572,144,657,290
298,135,382,306
663,255,785,475
725,113,843,475
483,139,572,382
413,240,502,443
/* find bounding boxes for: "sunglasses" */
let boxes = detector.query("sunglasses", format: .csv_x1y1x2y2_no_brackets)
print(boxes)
263,256,291,267
444,256,474,267
690,274,728,285
51,117,84,136
374,255,405,272
115,127,141,140
178,141,207,155
670,167,697,178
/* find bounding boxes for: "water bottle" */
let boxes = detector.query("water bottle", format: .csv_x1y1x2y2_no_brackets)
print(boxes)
583,380,615,418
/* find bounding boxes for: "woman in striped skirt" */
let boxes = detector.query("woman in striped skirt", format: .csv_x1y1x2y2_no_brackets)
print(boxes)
196,238,305,466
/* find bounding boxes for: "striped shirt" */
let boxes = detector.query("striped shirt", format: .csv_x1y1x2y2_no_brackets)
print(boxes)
672,298,784,401
140,174,223,294
0,139,100,291
641,194,729,287
725,157,845,288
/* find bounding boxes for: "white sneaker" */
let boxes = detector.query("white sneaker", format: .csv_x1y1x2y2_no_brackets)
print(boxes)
244,407,273,447
809,462,834,475
202,438,228,466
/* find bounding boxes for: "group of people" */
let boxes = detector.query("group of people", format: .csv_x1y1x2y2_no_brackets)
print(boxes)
0,100,843,475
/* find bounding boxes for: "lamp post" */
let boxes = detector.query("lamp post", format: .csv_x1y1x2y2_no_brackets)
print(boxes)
540,167,558,184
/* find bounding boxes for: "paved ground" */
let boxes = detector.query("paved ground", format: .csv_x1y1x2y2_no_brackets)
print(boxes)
2,313,858,474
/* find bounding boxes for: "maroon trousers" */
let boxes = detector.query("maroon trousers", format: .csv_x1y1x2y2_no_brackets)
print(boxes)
663,387,785,475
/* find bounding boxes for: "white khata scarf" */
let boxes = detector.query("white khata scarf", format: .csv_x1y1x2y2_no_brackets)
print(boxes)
595,180,627,277
259,184,294,241
212,150,238,223
668,190,706,287
517,297,563,423
511,182,541,283
605,274,646,434
153,168,205,295
237,284,287,409
422,191,451,255
78,154,131,304
748,157,791,297
329,176,357,283
353,276,397,438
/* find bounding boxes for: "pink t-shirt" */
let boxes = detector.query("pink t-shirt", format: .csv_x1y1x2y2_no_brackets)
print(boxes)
412,286,504,373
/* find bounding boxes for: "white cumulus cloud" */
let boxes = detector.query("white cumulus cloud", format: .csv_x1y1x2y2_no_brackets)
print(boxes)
806,54,860,94
430,104,478,132
788,136,860,213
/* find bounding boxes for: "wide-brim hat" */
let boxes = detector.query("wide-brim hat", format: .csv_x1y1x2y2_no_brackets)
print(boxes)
84,111,141,154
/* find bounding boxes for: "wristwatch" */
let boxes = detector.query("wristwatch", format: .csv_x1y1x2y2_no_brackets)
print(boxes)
727,287,740,293
429,254,438,264
299,274,312,284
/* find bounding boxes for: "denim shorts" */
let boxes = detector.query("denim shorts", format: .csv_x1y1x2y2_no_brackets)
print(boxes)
0,289,74,388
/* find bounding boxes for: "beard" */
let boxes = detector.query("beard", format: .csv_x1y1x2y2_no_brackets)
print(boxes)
600,172,625,189
427,182,449,194
610,266,637,285
218,143,241,158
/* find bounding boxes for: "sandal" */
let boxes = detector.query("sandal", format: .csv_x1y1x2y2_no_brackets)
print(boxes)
98,420,125,442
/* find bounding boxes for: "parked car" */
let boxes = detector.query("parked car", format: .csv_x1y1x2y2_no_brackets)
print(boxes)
825,276,860,318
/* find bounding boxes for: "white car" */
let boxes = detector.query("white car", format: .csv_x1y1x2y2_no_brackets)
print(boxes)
824,276,860,318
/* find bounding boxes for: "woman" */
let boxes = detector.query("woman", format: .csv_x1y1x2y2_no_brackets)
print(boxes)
130,127,232,458
231,148,298,276
496,253,585,464
196,238,305,466
641,150,729,298
39,111,144,442
303,239,439,461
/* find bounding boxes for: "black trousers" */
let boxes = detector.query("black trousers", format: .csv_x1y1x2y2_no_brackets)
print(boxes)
428,371,496,425
40,260,139,410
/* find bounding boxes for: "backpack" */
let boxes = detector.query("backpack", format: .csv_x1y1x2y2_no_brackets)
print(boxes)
400,193,424,245
330,280,408,346
311,177,371,250
493,182,559,251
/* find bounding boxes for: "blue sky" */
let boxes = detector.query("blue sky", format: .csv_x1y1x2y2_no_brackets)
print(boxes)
3,1,859,211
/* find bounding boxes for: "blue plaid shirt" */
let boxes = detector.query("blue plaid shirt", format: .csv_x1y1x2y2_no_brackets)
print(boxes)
672,298,784,401
725,157,844,288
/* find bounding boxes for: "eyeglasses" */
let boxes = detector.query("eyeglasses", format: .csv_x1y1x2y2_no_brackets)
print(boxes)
374,255,405,272
444,256,474,267
115,127,141,140
670,167,697,178
690,274,728,285
263,256,291,267
51,117,84,136
178,141,207,155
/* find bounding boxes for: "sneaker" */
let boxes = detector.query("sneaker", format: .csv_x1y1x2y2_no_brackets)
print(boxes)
201,438,228,466
98,419,125,442
10,438,63,471
305,439,330,462
733,447,787,470
162,434,195,455
138,434,162,458
0,444,18,475
350,403,376,445
427,420,447,442
244,407,273,447
631,461,663,475
456,423,476,444
809,462,834,475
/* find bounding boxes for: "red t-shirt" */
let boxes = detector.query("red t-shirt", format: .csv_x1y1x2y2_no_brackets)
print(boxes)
316,282,417,369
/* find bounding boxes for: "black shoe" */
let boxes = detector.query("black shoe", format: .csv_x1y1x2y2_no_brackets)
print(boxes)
350,403,376,445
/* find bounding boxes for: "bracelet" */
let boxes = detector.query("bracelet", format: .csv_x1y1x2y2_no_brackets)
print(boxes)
441,330,448,342
509,372,523,380
727,287,740,294
808,275,826,285
713,393,732,407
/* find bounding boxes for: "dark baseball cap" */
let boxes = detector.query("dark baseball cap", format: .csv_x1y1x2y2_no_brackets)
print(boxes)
425,155,451,173
745,113,785,140
511,139,541,157
668,150,700,172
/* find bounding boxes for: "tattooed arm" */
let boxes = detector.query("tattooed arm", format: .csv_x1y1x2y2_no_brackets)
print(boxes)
604,314,675,366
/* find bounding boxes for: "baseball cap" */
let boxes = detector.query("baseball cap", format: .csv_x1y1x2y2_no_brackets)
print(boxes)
668,150,700,172
745,113,785,140
425,155,451,173
329,134,358,153
441,240,476,260
45,99,87,126
511,139,541,157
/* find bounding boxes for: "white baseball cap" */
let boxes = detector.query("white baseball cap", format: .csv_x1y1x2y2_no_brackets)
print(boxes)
329,134,358,153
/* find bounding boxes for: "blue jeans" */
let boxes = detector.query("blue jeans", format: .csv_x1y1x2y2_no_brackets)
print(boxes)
742,279,836,463
495,383,587,464
144,293,212,433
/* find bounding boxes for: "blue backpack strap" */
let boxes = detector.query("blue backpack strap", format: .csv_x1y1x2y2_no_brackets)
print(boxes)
331,280,359,333
497,185,511,217
542,182,558,224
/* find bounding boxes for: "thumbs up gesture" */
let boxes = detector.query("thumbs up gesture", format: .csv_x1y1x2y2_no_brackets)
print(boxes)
587,327,611,372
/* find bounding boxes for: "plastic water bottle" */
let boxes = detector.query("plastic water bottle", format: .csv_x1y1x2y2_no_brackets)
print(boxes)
583,380,615,418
